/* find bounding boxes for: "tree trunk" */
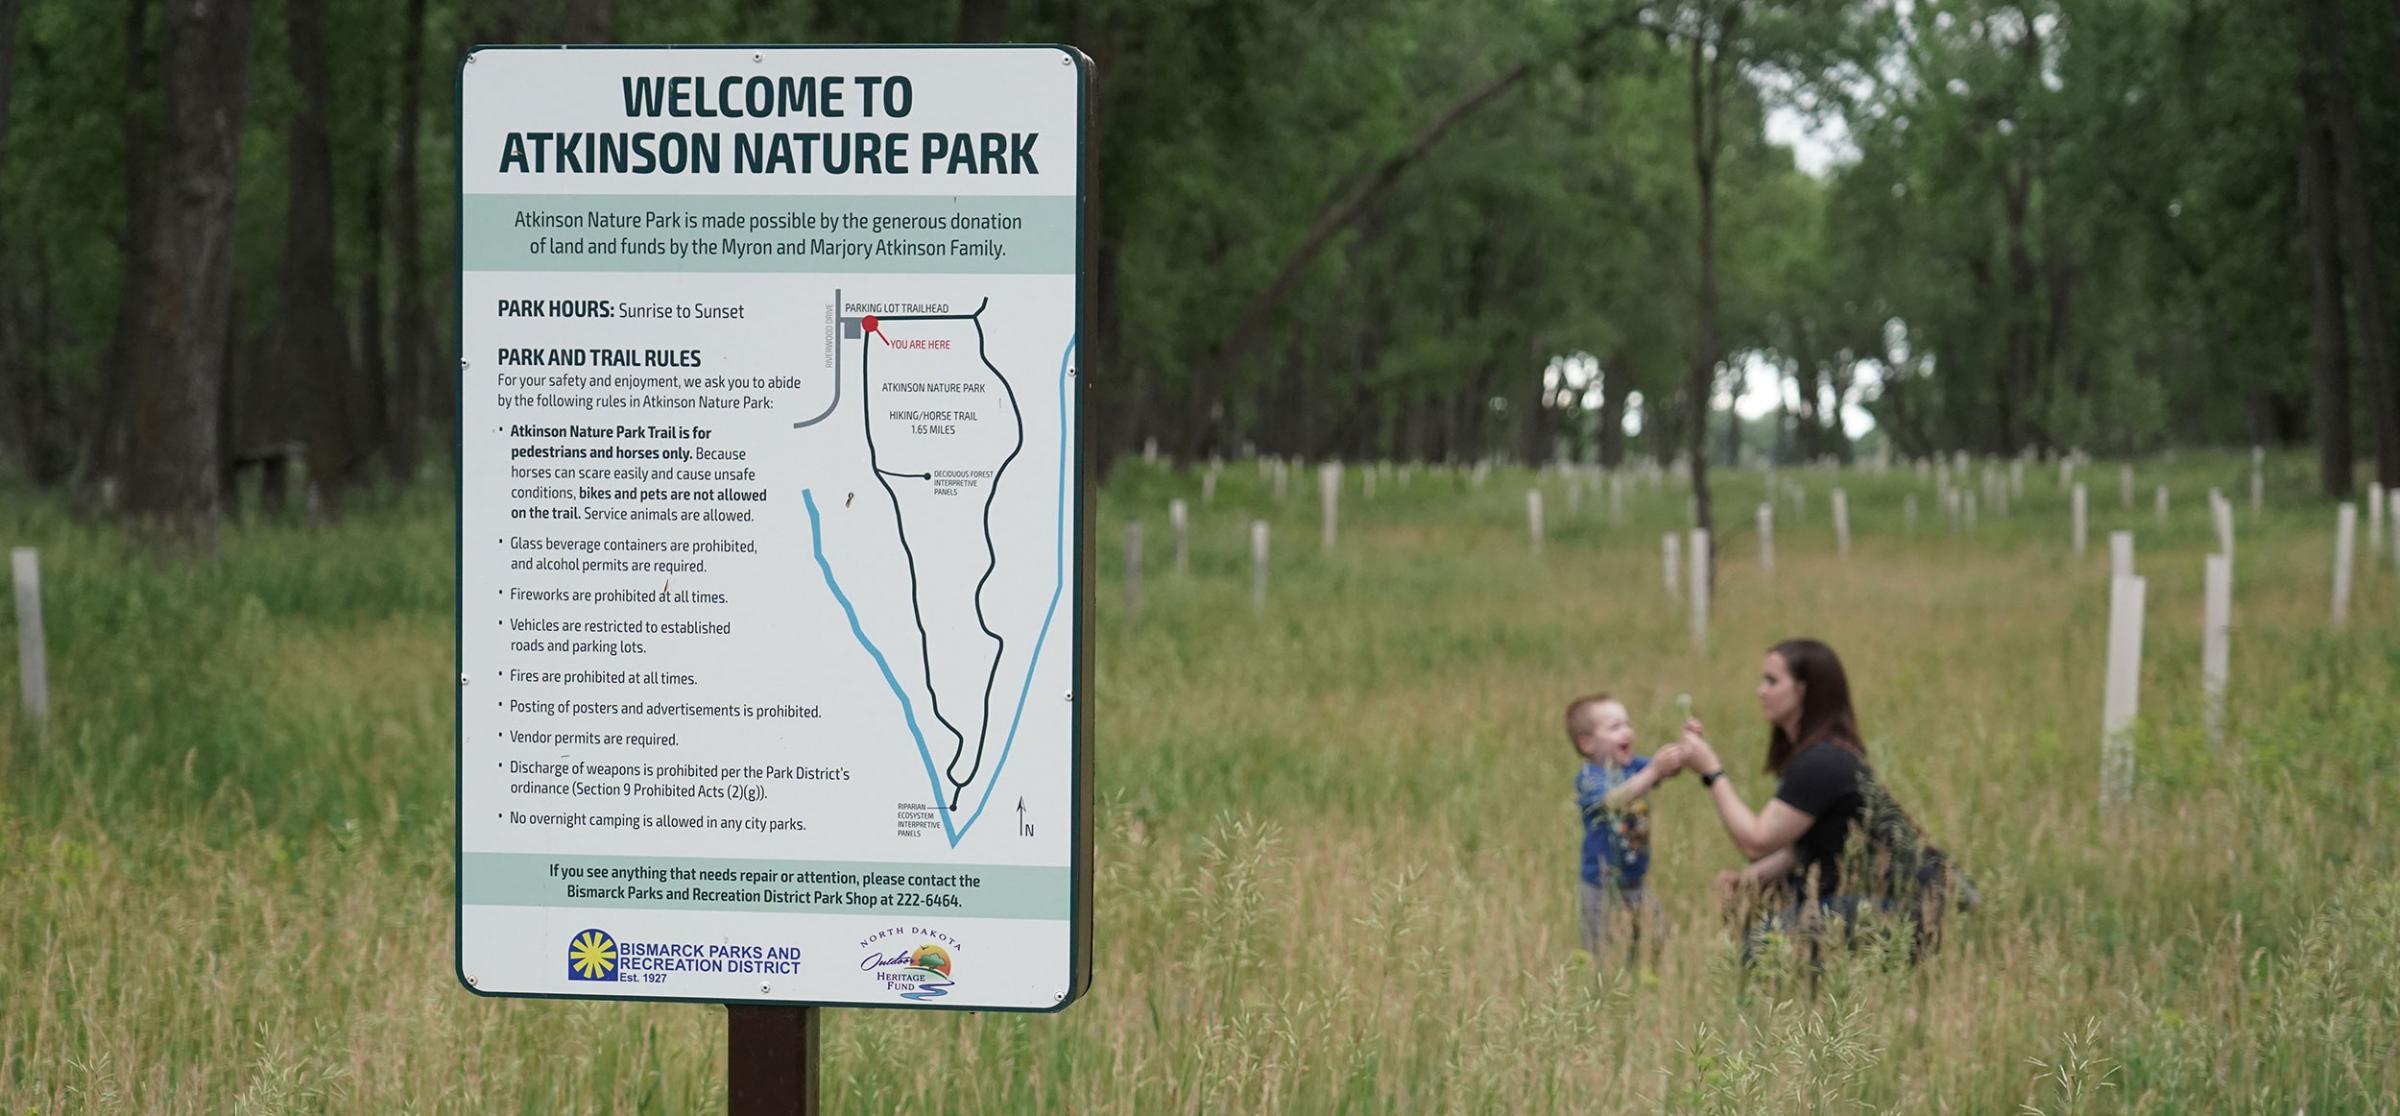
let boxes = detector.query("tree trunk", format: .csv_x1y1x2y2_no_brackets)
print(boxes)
1873,337,1933,458
85,0,156,492
1685,10,1734,574
2303,0,2400,486
217,288,242,511
1355,206,1390,461
957,0,1008,42
35,244,67,482
1091,227,1135,474
125,0,254,545
281,0,361,510
1653,387,1683,465
1073,2,1130,477
390,0,429,482
1998,161,2036,456
0,0,18,475
1718,354,1742,465
1776,375,1796,463
558,0,613,42
1517,358,1549,464
0,0,19,175
3,247,66,483
2043,251,2076,395
2299,25,2353,498
1597,352,1628,468
2244,389,2276,449
357,47,394,481
1787,359,1819,462
1438,385,1460,463
1818,365,1852,463
1461,234,1502,464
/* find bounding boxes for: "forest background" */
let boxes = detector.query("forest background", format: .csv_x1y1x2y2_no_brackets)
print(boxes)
3,0,2400,541
8,3,2400,1111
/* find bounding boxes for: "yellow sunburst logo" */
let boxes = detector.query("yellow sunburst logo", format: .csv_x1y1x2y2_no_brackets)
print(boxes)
567,929,618,981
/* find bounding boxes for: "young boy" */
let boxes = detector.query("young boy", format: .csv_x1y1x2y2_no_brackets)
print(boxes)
1568,693,1679,961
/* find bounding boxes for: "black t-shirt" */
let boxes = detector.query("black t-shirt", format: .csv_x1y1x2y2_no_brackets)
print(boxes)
1773,740,1868,898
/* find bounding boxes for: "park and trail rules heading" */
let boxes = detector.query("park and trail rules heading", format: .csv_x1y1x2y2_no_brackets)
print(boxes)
455,45,1091,1012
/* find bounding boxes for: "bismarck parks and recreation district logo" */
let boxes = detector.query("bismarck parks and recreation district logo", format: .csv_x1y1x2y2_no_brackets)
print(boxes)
568,928,619,981
564,928,806,983
859,926,961,1001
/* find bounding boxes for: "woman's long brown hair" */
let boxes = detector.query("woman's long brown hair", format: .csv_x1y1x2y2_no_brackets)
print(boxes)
1765,638,1866,775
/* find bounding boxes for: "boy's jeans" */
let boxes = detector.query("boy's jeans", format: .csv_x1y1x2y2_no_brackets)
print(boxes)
1579,879,1659,962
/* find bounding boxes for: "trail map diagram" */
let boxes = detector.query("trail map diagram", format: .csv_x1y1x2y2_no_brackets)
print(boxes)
795,289,1070,847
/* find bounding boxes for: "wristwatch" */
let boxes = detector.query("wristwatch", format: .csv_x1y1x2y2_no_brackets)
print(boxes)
1699,768,1726,787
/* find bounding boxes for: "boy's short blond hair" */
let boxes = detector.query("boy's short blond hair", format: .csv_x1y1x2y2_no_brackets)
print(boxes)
1564,693,1617,751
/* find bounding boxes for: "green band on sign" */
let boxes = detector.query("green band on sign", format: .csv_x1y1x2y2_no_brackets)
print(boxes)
461,852,1071,920
461,193,1076,274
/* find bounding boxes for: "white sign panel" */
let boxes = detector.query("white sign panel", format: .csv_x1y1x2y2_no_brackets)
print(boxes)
456,45,1091,1012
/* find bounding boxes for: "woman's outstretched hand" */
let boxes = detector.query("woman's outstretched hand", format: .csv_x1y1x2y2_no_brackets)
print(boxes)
1678,720,1721,776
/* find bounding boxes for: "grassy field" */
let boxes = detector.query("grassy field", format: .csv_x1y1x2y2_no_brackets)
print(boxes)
3,453,2396,1114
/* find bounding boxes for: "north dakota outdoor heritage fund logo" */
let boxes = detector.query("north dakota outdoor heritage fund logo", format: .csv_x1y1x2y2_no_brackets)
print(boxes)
567,928,619,981
859,927,961,1001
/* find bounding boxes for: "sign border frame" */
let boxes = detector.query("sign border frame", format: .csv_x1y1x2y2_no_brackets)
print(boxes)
450,41,1096,1014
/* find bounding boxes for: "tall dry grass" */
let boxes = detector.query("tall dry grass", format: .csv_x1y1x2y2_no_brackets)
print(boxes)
3,455,2394,1113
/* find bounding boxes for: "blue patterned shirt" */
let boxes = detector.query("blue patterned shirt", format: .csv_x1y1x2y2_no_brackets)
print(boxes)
1576,758,1653,888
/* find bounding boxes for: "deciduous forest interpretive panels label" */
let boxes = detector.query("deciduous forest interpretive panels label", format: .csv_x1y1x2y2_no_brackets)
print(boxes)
456,46,1086,1010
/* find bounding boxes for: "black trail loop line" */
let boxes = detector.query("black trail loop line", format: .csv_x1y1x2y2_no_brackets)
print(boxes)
859,299,1021,813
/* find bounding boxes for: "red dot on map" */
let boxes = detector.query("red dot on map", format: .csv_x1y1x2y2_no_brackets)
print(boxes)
862,315,880,334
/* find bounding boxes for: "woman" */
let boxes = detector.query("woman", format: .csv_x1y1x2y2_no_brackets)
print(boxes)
1668,638,1953,959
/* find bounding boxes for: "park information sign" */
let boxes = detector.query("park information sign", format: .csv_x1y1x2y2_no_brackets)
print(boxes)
455,45,1092,1012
